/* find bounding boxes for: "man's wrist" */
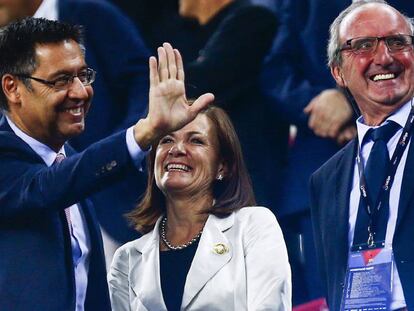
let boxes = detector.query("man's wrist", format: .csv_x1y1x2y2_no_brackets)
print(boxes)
133,118,159,151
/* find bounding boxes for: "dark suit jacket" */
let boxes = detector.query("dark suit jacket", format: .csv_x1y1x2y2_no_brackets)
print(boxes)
310,136,414,310
0,116,136,311
185,1,289,211
58,0,150,242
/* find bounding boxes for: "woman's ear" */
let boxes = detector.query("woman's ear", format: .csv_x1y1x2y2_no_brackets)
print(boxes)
216,161,228,181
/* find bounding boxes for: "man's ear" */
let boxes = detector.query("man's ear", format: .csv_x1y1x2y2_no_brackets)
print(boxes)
2,74,21,106
331,65,347,88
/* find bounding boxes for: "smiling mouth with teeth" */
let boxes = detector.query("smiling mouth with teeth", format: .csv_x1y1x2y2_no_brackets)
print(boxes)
166,163,191,172
65,106,83,115
372,73,396,81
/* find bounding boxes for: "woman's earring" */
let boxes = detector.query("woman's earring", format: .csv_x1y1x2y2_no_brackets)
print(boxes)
217,174,223,181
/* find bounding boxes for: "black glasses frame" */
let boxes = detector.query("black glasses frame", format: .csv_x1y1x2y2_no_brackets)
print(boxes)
15,68,96,90
339,34,414,54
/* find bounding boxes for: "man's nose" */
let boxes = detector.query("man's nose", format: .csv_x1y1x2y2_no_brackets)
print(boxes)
373,40,394,65
68,77,90,99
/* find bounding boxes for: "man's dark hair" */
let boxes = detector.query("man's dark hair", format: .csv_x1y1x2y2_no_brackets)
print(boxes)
0,17,84,111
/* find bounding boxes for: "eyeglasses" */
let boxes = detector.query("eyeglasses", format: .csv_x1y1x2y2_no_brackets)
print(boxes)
339,34,414,55
16,68,96,90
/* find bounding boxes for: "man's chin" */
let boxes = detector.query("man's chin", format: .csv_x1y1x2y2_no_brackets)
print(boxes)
62,123,86,139
369,91,411,108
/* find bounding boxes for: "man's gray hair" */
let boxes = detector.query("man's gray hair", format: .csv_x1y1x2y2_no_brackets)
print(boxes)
327,0,414,67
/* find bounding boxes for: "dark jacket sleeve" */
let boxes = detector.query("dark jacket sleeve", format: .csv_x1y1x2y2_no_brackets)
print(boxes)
0,131,134,219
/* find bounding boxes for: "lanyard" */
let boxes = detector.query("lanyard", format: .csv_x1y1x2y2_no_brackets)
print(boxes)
356,100,414,248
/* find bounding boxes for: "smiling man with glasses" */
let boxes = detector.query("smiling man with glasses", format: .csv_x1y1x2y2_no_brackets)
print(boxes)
310,1,414,310
0,18,213,311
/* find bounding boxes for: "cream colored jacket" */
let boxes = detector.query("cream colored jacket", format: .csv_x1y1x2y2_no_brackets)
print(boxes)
108,206,291,310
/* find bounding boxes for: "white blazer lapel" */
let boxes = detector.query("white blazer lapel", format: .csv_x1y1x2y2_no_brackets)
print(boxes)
181,214,234,309
130,217,167,311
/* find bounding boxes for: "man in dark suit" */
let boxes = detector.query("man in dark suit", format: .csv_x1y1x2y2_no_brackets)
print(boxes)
262,0,414,305
0,0,151,246
0,18,213,311
310,0,414,309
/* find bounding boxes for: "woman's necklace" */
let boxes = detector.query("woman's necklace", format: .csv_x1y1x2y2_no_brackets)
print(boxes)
160,216,203,251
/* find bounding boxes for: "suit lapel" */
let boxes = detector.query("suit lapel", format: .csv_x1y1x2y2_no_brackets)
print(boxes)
396,139,414,228
0,116,45,163
181,214,234,309
131,218,167,311
0,115,10,131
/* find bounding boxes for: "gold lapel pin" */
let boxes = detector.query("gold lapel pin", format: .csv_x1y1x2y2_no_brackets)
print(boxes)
213,243,229,255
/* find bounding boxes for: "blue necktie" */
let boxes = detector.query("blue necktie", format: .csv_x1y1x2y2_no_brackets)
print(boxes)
353,121,401,247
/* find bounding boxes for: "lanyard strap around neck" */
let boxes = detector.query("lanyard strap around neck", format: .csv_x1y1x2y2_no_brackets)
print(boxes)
356,100,414,247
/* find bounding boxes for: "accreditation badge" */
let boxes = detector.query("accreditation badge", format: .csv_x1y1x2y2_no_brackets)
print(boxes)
340,247,393,311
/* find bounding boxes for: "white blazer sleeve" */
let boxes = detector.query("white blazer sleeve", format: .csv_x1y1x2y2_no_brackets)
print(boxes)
244,207,292,310
108,246,132,311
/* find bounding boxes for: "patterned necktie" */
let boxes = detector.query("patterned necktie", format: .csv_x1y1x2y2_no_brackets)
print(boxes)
353,121,401,247
53,153,72,234
54,152,82,264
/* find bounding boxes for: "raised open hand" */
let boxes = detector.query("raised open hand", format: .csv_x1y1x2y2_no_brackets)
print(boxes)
134,43,214,149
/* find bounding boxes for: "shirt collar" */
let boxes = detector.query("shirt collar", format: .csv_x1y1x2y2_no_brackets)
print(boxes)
5,116,65,167
356,99,413,148
33,0,58,20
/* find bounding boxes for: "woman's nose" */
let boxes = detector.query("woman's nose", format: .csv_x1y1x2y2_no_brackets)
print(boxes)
168,142,186,156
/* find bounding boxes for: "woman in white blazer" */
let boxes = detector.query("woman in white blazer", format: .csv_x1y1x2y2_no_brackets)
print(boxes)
108,105,291,310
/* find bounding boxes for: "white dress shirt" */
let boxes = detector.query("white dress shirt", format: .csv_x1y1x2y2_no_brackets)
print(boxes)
349,100,413,310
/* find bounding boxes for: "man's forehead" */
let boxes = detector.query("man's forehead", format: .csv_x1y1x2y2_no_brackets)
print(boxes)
339,3,409,40
33,40,86,71
34,39,83,56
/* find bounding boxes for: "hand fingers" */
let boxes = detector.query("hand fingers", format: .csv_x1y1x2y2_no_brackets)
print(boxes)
174,49,185,82
303,100,315,114
149,56,159,86
190,93,214,114
163,42,177,79
337,132,351,145
307,111,317,131
327,122,341,138
340,126,357,143
309,113,330,138
157,46,168,81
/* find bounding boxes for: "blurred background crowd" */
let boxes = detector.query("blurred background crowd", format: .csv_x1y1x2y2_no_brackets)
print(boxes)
0,0,412,307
